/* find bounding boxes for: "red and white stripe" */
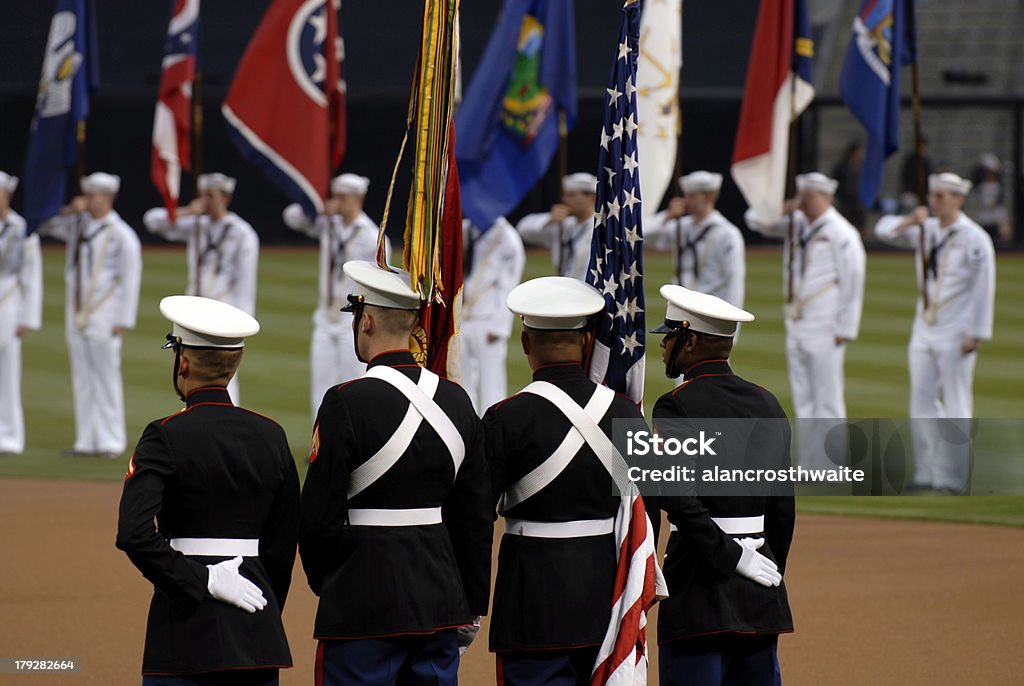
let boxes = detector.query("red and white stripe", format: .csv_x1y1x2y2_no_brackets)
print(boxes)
730,0,814,225
151,0,199,223
591,488,668,686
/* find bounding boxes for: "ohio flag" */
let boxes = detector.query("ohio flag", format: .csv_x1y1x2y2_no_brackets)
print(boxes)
151,0,199,223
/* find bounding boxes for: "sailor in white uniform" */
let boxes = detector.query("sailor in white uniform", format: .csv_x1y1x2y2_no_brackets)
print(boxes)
39,172,142,457
460,216,525,414
875,172,996,492
516,173,597,282
0,172,43,454
282,173,390,418
646,171,745,308
143,172,259,405
746,172,866,472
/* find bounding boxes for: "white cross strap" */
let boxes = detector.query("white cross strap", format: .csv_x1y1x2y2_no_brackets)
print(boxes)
502,382,630,510
347,366,465,498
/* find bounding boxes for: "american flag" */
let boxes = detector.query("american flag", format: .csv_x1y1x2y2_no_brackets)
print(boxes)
586,0,645,407
151,0,199,223
587,4,667,686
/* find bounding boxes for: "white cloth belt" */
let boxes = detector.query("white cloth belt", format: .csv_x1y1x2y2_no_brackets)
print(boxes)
668,515,766,535
347,507,443,526
169,537,260,557
504,517,615,538
502,381,628,510
347,366,465,498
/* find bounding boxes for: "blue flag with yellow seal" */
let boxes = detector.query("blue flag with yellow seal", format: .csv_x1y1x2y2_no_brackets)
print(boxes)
23,0,99,231
839,0,917,207
455,0,576,231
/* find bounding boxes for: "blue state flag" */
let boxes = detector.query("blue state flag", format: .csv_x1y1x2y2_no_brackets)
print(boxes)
23,0,99,231
455,0,576,230
839,0,917,207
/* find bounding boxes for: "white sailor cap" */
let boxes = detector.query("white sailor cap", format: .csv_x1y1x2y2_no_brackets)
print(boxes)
0,171,18,193
507,276,605,330
198,172,237,194
928,172,972,196
341,260,421,311
80,172,121,195
651,285,754,337
331,173,370,196
679,171,723,194
795,172,839,195
562,172,598,194
160,295,260,349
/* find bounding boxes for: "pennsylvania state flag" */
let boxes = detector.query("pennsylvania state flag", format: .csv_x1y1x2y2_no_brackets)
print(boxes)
839,0,917,206
23,0,99,231
455,0,576,230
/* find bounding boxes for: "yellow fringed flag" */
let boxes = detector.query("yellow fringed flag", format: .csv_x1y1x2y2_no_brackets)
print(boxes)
378,0,463,380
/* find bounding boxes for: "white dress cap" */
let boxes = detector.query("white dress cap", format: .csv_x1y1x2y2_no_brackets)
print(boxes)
331,173,371,196
795,172,839,195
160,295,260,349
0,171,18,192
342,260,421,310
198,172,237,194
679,171,723,194
928,172,972,196
654,285,754,337
562,172,598,194
507,276,605,330
80,172,121,195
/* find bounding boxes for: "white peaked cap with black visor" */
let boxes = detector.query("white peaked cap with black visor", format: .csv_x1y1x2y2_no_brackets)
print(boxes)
507,276,605,330
340,260,422,312
652,285,754,338
160,296,260,349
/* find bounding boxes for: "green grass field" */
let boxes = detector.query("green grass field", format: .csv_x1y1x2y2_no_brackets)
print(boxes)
3,244,1022,524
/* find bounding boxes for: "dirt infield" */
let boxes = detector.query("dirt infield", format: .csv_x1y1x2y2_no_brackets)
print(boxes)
2,478,1022,685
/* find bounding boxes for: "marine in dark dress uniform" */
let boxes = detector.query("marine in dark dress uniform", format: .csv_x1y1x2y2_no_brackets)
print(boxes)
299,261,492,686
483,276,655,685
651,286,795,686
116,296,300,686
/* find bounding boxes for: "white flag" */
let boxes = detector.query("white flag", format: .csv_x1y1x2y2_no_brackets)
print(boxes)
636,0,682,222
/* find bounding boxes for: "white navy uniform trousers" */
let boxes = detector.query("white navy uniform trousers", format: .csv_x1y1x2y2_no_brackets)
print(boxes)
40,211,142,454
143,209,259,404
747,207,866,470
460,218,525,415
516,212,594,282
0,210,43,453
283,204,389,418
875,212,995,490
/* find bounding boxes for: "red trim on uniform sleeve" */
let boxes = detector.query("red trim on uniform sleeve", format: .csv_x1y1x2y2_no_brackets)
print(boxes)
315,641,325,686
125,452,137,480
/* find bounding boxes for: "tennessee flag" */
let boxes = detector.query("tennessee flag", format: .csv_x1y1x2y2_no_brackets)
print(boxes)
222,0,344,218
731,0,814,224
151,0,199,224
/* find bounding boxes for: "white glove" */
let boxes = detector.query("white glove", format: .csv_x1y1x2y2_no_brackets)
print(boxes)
734,538,782,588
206,556,267,613
457,617,482,656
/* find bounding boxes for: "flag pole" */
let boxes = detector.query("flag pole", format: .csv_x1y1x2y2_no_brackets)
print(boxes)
911,61,929,311
74,119,87,315
556,108,568,275
784,64,799,305
672,1,685,286
327,55,338,310
192,69,204,296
